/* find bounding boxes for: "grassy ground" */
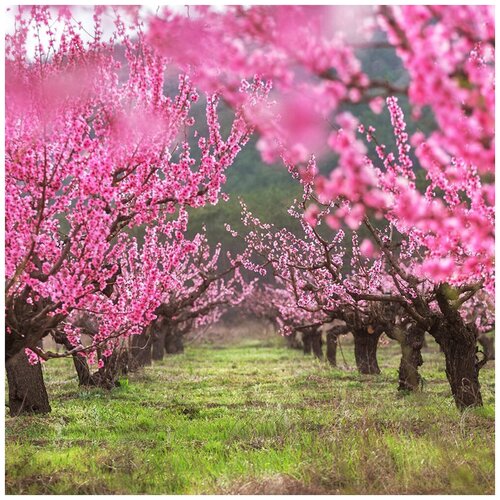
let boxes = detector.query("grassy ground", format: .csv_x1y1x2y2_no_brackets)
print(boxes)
5,333,495,494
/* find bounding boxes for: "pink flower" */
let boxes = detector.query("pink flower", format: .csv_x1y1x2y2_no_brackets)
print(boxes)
359,239,375,259
304,204,320,227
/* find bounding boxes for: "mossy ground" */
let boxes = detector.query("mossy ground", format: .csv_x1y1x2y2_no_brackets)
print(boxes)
5,333,495,494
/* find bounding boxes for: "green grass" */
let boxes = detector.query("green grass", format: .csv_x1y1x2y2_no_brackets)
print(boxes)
5,335,495,494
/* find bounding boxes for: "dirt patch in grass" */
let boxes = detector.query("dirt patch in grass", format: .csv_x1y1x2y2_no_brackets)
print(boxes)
225,474,327,494
6,473,118,495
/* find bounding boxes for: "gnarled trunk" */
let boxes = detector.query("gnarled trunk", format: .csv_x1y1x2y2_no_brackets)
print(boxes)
130,329,153,370
432,288,484,410
302,330,312,355
285,330,301,350
326,331,338,366
92,349,129,389
52,330,128,389
310,329,323,360
165,330,184,354
397,325,425,392
478,334,495,361
72,354,95,387
326,325,348,367
152,325,166,361
6,351,51,416
437,326,483,409
353,327,381,375
52,331,96,387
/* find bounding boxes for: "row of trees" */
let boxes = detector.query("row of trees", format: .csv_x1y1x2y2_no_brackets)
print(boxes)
5,6,261,415
149,5,494,410
236,157,494,407
5,6,494,414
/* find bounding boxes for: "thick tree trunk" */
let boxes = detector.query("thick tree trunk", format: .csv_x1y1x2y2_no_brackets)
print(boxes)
130,330,153,370
325,325,350,367
438,328,483,409
165,330,184,354
64,343,128,389
326,331,338,366
175,335,184,354
6,351,51,416
285,330,301,350
432,288,484,410
353,328,381,375
310,329,323,360
397,325,425,392
72,354,95,387
52,330,128,389
91,350,128,389
302,330,312,355
478,334,495,361
152,327,166,361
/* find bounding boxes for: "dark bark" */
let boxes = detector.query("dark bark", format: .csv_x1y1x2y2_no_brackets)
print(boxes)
302,330,312,355
6,294,66,361
51,328,128,389
432,287,484,409
326,325,348,366
72,354,95,387
285,330,301,350
164,330,184,354
353,327,381,375
478,334,495,361
52,331,95,387
326,332,337,366
310,329,323,360
300,327,322,358
92,350,129,389
151,324,166,361
397,325,425,392
6,351,51,416
130,330,153,370
436,326,483,409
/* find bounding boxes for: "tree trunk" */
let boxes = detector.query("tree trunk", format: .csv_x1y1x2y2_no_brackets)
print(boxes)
130,330,153,370
91,350,128,389
152,327,166,361
431,288,484,410
165,330,184,354
438,326,483,409
325,325,349,367
6,351,51,416
353,328,381,375
302,331,312,355
72,354,96,387
397,325,425,392
285,330,301,350
52,332,96,387
478,334,495,361
326,332,338,366
310,329,323,360
176,335,184,353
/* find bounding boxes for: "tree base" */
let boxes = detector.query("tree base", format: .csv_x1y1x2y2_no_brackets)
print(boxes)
6,351,51,416
397,326,425,392
353,328,381,375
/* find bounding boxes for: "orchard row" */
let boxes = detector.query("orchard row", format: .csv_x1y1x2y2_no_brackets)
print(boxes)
5,6,494,414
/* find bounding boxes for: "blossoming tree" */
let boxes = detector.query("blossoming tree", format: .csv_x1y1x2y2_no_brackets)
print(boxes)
147,5,494,409
5,6,260,414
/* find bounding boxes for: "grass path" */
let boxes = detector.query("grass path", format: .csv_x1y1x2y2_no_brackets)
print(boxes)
5,336,495,494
